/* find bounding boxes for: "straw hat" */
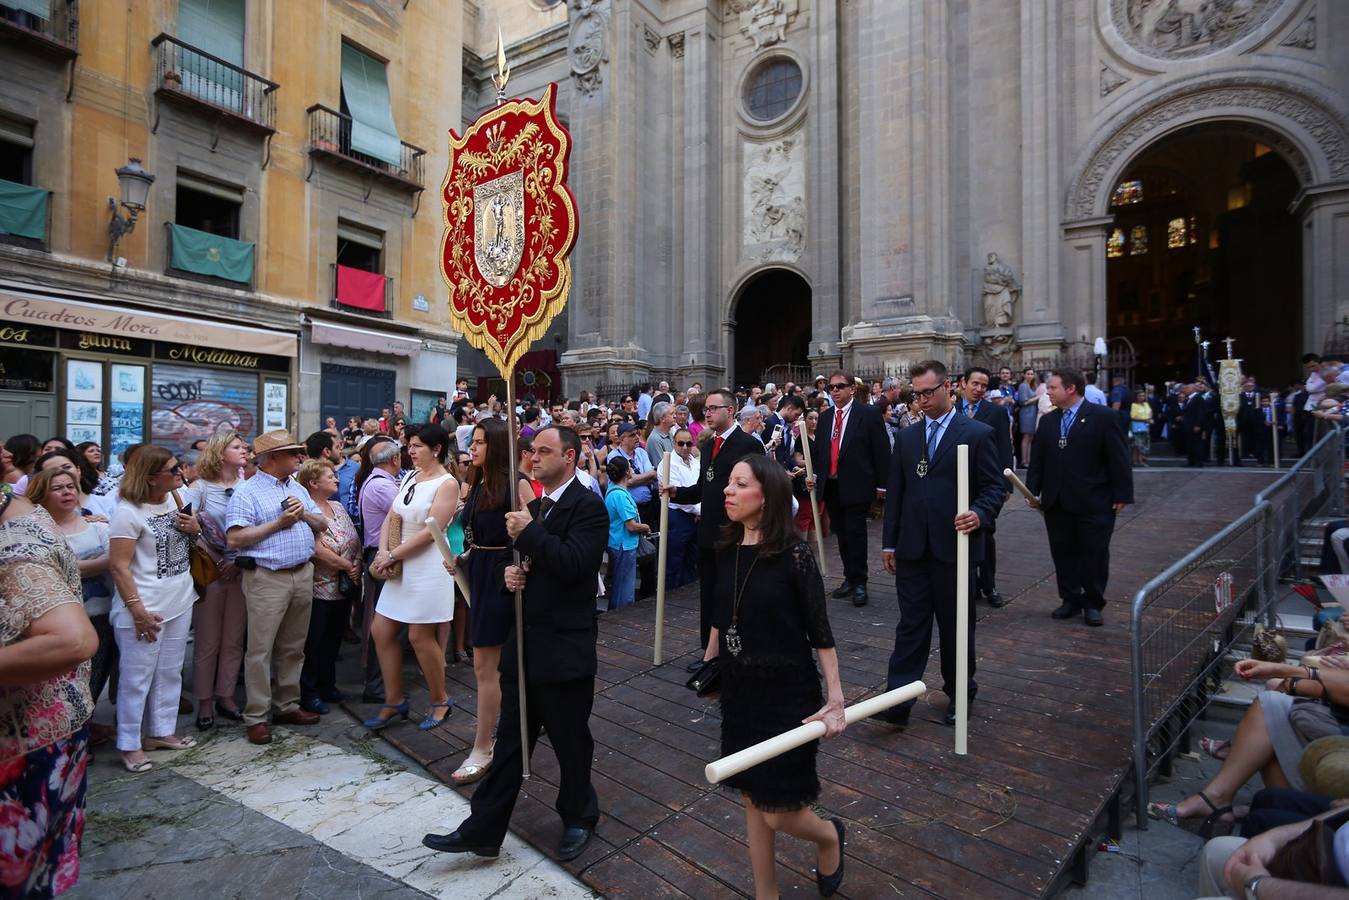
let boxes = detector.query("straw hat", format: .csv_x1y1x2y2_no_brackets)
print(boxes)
1300,736,1349,798
252,430,305,455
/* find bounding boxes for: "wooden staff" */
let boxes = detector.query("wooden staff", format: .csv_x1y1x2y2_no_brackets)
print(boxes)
425,516,473,607
705,681,925,784
505,377,530,779
653,451,671,665
796,420,827,577
1002,468,1041,512
1270,410,1280,470
956,444,970,756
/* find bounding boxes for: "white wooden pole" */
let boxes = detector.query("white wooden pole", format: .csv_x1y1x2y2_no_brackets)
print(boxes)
704,681,926,784
505,377,529,779
654,452,671,665
425,516,472,607
796,421,827,577
1270,410,1280,470
955,443,970,756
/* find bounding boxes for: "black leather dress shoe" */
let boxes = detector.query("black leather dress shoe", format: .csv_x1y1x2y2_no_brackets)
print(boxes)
421,829,500,858
830,581,854,599
851,585,868,607
556,826,593,861
943,695,975,727
816,817,846,897
869,706,910,728
1050,601,1081,620
1083,607,1104,627
986,591,1006,608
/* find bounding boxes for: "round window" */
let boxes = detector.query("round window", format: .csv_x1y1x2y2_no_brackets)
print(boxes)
743,58,803,123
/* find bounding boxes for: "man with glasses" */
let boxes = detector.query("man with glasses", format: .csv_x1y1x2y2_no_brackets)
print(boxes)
879,360,1005,727
809,370,891,606
226,430,329,745
664,388,761,665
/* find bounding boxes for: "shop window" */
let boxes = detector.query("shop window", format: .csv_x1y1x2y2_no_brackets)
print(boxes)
0,115,33,185
1107,228,1125,258
175,172,242,239
1111,179,1143,207
1129,225,1148,256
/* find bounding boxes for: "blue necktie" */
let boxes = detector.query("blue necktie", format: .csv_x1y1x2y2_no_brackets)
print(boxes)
1061,407,1075,439
927,418,941,456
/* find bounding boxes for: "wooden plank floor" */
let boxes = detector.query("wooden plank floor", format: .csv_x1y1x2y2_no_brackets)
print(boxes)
340,467,1278,898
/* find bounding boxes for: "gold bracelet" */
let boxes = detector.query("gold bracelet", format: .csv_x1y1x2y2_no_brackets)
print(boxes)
123,597,143,606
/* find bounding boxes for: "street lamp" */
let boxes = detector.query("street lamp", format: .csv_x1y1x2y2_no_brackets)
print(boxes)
1093,336,1107,381
106,158,155,262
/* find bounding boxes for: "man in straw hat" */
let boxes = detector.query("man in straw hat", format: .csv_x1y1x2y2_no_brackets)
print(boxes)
226,429,329,745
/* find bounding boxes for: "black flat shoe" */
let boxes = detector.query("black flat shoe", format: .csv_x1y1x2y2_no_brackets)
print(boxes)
300,697,330,715
830,581,854,599
986,592,1006,608
685,659,704,673
319,689,346,703
1083,607,1104,627
214,702,243,722
195,715,214,732
869,706,910,728
421,829,500,858
557,826,593,862
851,585,868,607
943,695,975,727
1051,601,1080,619
817,817,845,896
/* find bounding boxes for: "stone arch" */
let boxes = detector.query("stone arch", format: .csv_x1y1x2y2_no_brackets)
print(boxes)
1065,73,1349,221
725,265,813,386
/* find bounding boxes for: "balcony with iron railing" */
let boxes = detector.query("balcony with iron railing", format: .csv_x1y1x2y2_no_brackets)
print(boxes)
151,33,278,134
0,0,77,58
331,263,393,318
307,104,425,192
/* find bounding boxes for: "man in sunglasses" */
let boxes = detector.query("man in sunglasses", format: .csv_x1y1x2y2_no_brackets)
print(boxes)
226,430,330,745
809,370,892,606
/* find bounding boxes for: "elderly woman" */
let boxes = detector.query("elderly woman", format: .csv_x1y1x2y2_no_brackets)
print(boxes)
297,459,360,714
183,430,248,730
107,447,202,772
34,450,112,521
27,469,115,744
0,491,98,898
1150,658,1349,838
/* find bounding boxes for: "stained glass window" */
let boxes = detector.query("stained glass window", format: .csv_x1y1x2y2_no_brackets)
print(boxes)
1167,217,1186,249
1129,225,1148,255
1107,228,1125,258
1189,216,1198,245
1111,180,1143,206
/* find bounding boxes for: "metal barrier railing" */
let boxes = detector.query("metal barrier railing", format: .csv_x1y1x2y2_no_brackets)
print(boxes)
1131,425,1344,828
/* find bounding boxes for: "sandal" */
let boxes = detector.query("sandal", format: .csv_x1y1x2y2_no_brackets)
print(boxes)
122,756,153,773
143,736,198,751
1199,737,1230,761
1147,790,1235,839
451,754,494,785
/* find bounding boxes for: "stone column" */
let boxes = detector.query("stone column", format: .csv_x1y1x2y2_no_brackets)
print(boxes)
1297,184,1349,351
1053,216,1112,359
807,0,841,369
1017,0,1063,355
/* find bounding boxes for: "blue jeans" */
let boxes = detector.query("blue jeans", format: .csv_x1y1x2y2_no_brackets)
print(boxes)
607,547,636,610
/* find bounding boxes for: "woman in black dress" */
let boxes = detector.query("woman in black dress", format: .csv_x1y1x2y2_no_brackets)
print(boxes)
704,454,848,898
448,417,534,785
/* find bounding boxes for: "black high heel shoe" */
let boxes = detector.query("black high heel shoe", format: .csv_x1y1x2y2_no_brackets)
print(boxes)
816,817,845,897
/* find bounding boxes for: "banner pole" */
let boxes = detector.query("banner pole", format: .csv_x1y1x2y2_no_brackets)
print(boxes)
505,376,530,779
955,443,970,757
796,421,827,577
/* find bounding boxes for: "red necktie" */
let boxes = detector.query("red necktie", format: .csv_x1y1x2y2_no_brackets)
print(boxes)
830,409,843,476
713,435,724,459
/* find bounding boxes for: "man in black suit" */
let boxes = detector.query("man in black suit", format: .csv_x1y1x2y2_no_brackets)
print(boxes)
811,369,892,606
1182,384,1208,468
666,388,761,664
879,360,1005,727
956,367,1013,608
1025,367,1134,627
772,394,807,470
1237,378,1267,464
423,425,608,862
1290,380,1311,457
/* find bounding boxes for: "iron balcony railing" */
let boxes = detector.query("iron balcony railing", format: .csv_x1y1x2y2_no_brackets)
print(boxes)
151,33,278,133
307,104,425,191
330,263,392,318
0,0,77,57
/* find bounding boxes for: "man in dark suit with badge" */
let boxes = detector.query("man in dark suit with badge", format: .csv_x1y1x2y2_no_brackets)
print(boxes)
423,425,608,862
879,360,1005,728
1025,367,1133,627
811,370,892,606
665,387,761,666
956,366,1014,608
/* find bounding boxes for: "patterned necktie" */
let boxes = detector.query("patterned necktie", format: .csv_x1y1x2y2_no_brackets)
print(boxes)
926,418,941,456
1061,407,1076,440
536,496,555,522
829,408,844,476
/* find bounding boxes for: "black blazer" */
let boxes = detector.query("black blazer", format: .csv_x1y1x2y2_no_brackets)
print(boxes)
1025,403,1134,517
812,401,891,506
1181,395,1207,434
881,413,1004,563
505,477,609,684
671,427,762,548
961,399,1014,492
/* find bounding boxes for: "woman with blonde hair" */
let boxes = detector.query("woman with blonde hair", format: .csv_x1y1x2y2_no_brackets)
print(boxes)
182,429,249,730
108,446,201,771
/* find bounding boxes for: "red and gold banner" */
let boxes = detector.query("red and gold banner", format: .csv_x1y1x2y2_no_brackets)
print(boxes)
441,83,577,376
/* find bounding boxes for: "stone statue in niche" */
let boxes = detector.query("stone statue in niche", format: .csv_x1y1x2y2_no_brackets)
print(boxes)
731,0,799,50
745,138,805,261
981,253,1021,328
569,0,610,96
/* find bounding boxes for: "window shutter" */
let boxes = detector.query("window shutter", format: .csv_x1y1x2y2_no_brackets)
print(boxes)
339,43,403,168
7,1,51,20
178,0,245,66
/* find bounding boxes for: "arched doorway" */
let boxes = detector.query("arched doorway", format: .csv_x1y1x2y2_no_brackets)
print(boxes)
1104,127,1301,386
732,268,811,386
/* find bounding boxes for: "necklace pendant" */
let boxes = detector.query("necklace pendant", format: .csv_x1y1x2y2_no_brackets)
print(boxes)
916,460,928,478
705,466,714,483
1058,436,1068,449
725,624,742,657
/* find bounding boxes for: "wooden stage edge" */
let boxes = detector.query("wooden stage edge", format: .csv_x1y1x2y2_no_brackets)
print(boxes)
343,468,1278,899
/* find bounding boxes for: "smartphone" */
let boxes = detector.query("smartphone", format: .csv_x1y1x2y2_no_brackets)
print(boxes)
772,424,783,443
178,502,193,516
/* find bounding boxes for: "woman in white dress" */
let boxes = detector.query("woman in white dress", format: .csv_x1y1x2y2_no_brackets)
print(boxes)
366,424,460,731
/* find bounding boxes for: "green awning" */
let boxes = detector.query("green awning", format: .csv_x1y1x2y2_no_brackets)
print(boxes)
340,44,402,167
177,0,245,111
169,223,254,284
0,179,47,240
6,1,51,19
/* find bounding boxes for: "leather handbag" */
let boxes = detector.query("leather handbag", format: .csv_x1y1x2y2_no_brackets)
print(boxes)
172,489,220,592
1268,806,1349,885
685,657,720,698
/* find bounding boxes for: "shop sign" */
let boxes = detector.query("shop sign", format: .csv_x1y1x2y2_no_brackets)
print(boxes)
164,344,261,369
0,348,54,392
0,324,57,347
59,330,154,357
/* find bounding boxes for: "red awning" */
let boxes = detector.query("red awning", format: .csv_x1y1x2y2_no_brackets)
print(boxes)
335,264,386,312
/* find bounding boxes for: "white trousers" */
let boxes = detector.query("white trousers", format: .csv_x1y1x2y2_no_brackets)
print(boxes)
113,610,191,751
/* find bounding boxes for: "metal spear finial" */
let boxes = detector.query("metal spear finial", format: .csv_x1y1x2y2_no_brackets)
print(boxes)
492,28,511,104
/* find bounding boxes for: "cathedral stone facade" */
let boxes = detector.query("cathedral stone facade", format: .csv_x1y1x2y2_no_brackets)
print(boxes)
462,0,1349,392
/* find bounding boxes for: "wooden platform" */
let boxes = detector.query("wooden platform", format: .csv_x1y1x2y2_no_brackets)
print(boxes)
341,467,1278,898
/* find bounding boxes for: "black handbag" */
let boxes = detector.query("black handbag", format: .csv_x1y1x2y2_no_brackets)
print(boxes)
685,657,720,697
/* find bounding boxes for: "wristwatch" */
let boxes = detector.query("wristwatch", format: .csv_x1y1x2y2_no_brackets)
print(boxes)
1244,874,1266,900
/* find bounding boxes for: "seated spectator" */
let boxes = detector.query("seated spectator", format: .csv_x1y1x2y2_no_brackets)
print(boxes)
1196,802,1349,899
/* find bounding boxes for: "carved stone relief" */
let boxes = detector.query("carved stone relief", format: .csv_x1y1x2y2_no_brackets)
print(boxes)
729,0,799,50
1111,0,1286,58
642,24,661,54
1280,11,1315,49
743,137,805,262
668,32,685,59
569,0,610,96
1100,64,1129,97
